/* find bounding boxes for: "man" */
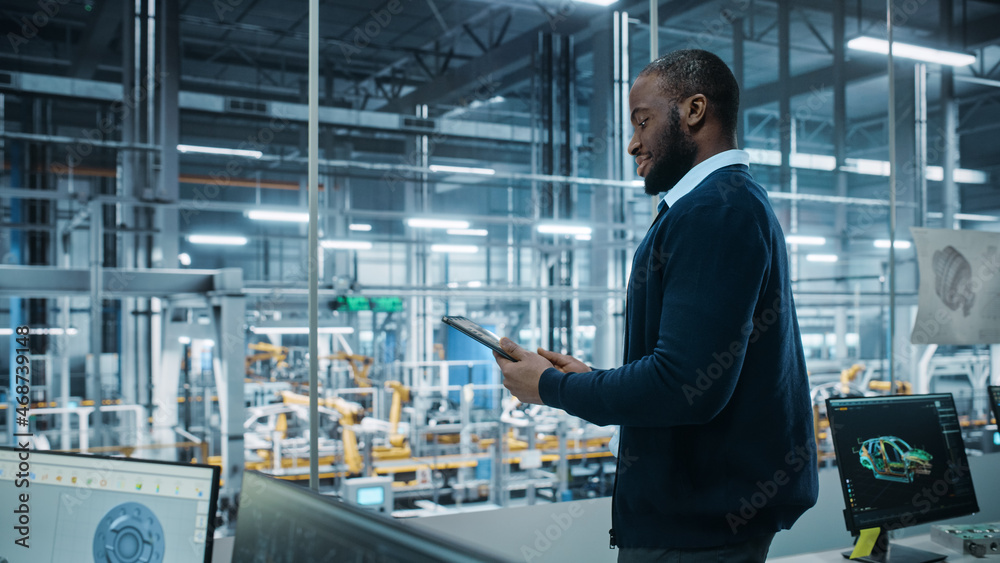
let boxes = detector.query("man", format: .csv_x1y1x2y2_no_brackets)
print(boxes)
494,50,818,562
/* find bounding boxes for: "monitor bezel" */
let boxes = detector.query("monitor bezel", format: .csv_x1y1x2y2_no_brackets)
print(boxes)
825,393,980,535
988,385,1000,426
234,470,511,562
0,446,221,563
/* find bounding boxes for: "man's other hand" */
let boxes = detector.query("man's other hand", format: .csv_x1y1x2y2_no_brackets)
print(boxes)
537,348,590,374
493,337,553,405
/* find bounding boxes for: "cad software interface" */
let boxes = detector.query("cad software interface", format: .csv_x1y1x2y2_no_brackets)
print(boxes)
827,394,978,531
0,449,215,563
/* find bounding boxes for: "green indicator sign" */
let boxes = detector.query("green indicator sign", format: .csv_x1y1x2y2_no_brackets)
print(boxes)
335,296,371,311
371,297,403,312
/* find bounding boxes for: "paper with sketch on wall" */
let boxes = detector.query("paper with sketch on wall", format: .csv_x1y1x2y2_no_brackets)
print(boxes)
911,227,1000,345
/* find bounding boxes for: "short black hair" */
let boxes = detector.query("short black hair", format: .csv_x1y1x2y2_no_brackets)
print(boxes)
638,49,740,139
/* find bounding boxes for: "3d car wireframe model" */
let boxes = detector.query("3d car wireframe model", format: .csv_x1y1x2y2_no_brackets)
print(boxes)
855,436,933,483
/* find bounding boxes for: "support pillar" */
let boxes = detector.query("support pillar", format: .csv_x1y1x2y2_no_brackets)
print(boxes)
212,268,246,504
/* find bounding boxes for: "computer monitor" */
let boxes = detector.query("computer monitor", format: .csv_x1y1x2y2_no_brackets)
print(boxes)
989,385,1000,426
0,447,220,563
826,393,980,563
233,471,511,562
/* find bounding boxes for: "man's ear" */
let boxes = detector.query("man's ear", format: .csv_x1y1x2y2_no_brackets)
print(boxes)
685,94,708,128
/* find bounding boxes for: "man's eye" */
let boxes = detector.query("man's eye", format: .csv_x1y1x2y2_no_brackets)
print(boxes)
639,119,647,128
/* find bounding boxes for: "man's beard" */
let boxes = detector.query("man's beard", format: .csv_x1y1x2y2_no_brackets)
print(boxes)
643,106,698,196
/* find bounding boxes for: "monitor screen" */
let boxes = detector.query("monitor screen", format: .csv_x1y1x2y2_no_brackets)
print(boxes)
356,486,385,506
233,471,511,562
826,393,979,534
989,385,1000,425
0,447,220,563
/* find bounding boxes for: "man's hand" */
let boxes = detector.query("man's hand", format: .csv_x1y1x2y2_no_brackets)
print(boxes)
493,338,554,405
537,348,590,374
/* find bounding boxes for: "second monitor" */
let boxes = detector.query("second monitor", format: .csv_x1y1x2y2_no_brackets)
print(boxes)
826,393,980,563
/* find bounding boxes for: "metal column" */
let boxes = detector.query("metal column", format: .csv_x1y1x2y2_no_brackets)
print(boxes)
833,0,850,362
732,17,745,148
212,269,246,503
940,0,959,230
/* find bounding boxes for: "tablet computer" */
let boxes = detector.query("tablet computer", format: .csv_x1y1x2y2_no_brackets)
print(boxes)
442,316,517,362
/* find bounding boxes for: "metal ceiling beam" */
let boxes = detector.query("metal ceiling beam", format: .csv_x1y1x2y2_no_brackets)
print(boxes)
0,266,238,298
742,58,886,109
378,11,595,113
70,1,124,80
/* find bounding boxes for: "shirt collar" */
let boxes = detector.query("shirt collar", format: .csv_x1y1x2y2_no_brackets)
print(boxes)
658,149,750,213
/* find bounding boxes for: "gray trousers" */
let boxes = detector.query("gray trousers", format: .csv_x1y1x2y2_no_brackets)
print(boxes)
617,533,775,563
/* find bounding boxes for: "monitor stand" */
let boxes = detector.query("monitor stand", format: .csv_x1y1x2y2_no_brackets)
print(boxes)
841,530,947,563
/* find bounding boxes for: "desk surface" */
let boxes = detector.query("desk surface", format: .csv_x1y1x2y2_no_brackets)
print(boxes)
770,533,986,562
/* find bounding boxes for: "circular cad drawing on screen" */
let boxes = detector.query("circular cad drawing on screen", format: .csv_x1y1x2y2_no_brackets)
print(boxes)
93,502,165,563
933,245,976,317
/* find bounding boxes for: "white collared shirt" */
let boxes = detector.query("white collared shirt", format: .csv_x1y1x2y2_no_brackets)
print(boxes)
657,149,751,214
610,149,751,457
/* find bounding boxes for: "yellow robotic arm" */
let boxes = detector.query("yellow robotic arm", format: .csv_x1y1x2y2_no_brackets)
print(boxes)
385,381,410,448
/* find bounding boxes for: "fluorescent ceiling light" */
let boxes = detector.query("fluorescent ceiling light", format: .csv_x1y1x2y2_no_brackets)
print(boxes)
806,254,839,263
955,213,1000,222
429,165,496,176
407,218,471,229
537,223,593,236
447,228,488,237
0,328,78,336
177,144,263,159
847,36,976,67
431,244,479,254
249,326,356,335
786,235,827,246
467,281,483,288
631,180,645,187
321,240,373,250
573,0,618,5
874,239,912,249
926,166,989,184
576,234,592,241
744,149,987,184
349,224,372,232
447,282,460,288
178,336,191,345
178,253,191,266
790,153,837,172
248,210,309,223
188,235,248,246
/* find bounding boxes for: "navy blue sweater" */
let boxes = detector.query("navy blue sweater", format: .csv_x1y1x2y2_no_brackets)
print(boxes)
539,164,818,549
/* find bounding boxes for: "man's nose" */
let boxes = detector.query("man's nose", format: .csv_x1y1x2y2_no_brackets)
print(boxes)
627,133,640,156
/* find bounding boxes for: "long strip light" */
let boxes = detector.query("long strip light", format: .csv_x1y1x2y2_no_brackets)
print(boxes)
847,36,976,67
806,254,839,263
188,235,248,245
429,165,496,176
447,228,488,237
786,235,827,246
431,244,479,254
248,210,309,223
573,0,618,5
537,223,593,236
177,144,263,159
407,218,471,229
249,326,356,335
349,224,372,231
874,239,912,249
321,240,373,250
744,148,987,184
